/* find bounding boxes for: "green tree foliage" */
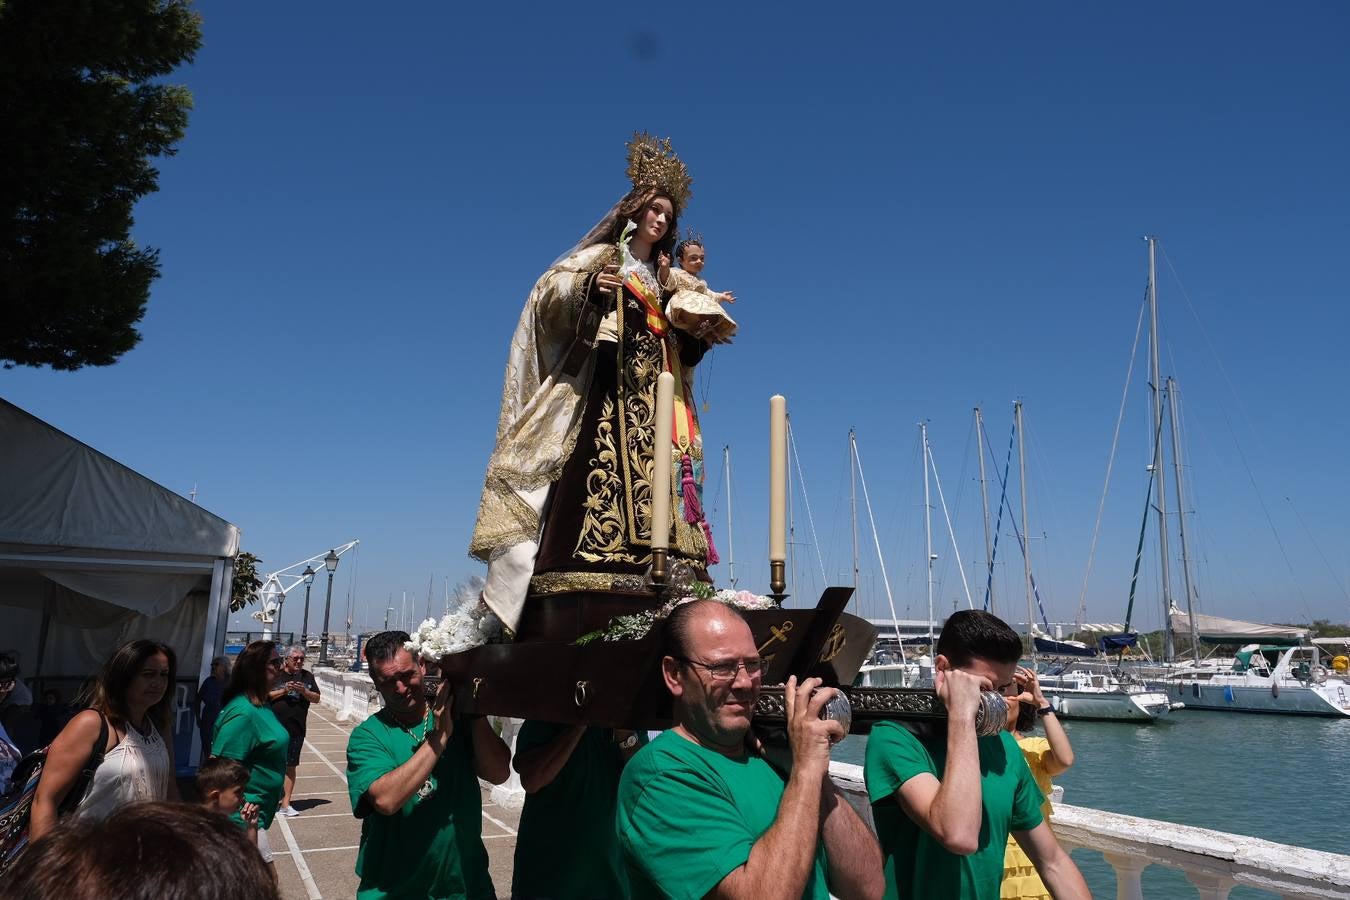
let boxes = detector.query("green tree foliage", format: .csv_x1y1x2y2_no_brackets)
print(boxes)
0,0,202,370
230,551,262,613
1311,619,1350,638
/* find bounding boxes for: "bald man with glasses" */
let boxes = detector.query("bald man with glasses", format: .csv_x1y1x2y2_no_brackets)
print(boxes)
615,599,883,900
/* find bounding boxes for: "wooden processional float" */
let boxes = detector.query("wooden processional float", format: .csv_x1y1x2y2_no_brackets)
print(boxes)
438,387,1009,739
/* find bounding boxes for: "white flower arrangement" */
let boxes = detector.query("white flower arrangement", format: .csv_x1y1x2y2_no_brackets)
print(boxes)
706,589,777,611
404,598,500,661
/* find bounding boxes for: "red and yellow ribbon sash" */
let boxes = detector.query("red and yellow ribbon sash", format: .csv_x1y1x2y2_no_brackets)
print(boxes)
623,274,698,452
624,271,668,336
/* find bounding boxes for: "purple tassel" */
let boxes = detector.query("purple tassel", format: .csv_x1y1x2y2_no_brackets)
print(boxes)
701,520,720,566
680,454,702,524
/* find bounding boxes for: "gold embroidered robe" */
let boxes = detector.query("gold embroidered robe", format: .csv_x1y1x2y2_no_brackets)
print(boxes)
470,245,710,632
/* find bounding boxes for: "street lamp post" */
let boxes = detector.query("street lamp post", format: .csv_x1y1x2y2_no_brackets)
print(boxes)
318,550,340,666
274,591,287,641
299,565,317,648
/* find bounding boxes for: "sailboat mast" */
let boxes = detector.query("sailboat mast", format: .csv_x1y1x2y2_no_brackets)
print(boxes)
850,429,860,609
1015,402,1035,663
975,407,995,614
922,422,935,649
723,445,736,588
1166,376,1202,663
1146,236,1176,660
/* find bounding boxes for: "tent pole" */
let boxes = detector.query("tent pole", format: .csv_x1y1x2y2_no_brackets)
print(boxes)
193,557,232,765
34,587,53,690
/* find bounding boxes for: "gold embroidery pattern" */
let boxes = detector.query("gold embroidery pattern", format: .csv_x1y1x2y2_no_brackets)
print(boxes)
574,393,642,564
469,248,616,563
618,325,663,546
529,572,650,595
567,258,711,571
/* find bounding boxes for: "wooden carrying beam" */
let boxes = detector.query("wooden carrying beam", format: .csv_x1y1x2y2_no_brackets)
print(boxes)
437,588,881,729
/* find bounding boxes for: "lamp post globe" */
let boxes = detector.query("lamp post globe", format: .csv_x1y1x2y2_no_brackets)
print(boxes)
300,565,317,649
319,551,340,665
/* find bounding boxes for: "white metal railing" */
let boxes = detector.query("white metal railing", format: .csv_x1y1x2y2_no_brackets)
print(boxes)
829,762,1350,900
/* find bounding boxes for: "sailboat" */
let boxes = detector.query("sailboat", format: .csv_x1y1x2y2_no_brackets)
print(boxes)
850,427,926,689
1110,237,1350,716
1147,609,1350,716
981,401,1171,721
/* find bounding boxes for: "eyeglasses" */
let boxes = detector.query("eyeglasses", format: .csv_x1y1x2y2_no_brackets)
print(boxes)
675,656,767,682
289,656,305,661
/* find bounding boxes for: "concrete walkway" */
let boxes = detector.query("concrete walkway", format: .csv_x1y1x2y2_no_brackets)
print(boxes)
269,707,520,900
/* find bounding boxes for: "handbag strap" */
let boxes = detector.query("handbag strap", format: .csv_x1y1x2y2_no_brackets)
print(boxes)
83,713,109,778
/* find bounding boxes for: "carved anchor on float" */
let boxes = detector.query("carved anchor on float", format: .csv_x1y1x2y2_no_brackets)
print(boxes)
757,620,794,668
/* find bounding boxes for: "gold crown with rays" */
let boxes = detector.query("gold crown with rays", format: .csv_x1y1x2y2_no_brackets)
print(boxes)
678,228,704,247
626,131,693,214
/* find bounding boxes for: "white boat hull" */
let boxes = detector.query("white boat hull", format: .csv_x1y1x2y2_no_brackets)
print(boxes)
1147,678,1350,717
1043,688,1172,722
856,664,925,689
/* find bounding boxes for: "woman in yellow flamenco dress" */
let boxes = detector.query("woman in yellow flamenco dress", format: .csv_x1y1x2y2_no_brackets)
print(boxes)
1003,666,1077,900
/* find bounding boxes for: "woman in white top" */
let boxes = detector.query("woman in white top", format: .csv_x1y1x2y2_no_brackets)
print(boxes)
29,639,178,839
0,652,22,793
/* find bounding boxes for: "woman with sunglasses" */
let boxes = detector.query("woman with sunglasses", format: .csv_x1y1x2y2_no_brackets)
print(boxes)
212,640,289,867
1001,666,1077,900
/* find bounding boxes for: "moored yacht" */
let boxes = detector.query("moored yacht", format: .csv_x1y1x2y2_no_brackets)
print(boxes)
1036,662,1174,722
1145,641,1350,717
855,644,928,688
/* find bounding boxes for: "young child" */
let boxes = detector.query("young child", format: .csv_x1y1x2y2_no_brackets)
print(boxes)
196,755,261,845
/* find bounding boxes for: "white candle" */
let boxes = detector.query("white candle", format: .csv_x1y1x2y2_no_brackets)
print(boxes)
769,394,787,562
652,372,675,551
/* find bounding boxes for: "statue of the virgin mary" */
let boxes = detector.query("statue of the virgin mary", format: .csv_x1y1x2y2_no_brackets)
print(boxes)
469,133,734,637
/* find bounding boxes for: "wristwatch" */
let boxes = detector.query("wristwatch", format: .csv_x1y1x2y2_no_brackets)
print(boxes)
1036,705,1056,717
617,733,639,751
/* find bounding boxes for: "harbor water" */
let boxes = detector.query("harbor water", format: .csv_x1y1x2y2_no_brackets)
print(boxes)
834,710,1350,898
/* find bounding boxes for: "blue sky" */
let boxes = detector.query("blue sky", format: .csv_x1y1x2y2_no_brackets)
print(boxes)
5,2,1348,635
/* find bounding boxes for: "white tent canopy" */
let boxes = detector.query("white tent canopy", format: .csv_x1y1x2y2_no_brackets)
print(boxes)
0,398,240,764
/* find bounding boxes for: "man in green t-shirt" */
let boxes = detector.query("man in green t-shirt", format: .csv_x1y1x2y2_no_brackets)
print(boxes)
616,599,884,900
510,722,643,899
862,610,1089,900
345,631,512,900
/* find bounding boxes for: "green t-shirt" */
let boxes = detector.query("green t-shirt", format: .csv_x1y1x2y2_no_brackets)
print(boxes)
616,730,829,900
864,722,1044,900
512,723,644,899
346,710,492,900
211,694,289,829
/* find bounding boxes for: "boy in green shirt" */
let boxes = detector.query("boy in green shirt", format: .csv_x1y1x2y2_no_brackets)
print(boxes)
346,631,511,900
616,599,884,900
862,610,1089,900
